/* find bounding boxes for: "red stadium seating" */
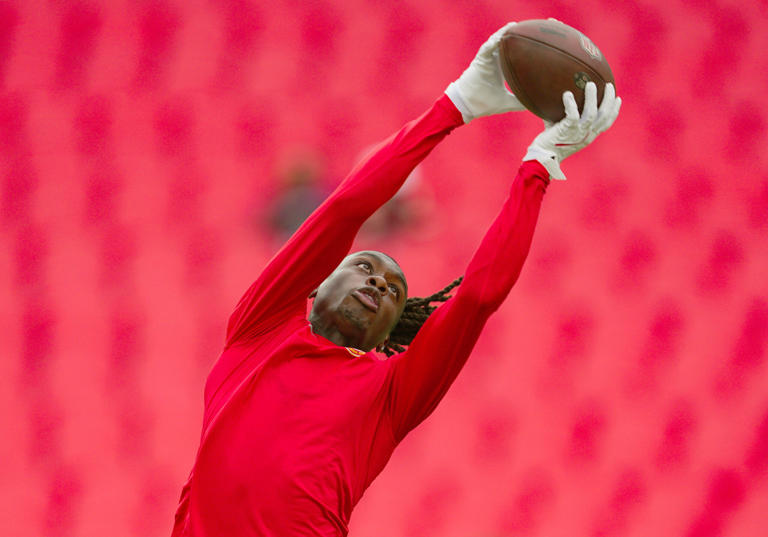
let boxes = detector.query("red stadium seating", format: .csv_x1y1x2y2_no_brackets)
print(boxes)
1,1,767,536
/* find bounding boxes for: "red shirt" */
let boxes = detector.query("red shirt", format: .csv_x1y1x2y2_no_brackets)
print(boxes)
172,95,549,536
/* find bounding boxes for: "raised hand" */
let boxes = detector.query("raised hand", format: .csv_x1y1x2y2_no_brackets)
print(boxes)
445,22,527,123
523,82,622,180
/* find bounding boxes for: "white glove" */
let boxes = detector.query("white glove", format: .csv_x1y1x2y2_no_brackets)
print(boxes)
524,82,622,180
445,22,526,123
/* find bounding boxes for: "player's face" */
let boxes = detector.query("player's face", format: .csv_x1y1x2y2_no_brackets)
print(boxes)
309,251,408,352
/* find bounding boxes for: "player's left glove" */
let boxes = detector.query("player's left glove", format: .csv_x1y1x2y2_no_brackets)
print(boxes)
524,81,621,180
445,22,526,123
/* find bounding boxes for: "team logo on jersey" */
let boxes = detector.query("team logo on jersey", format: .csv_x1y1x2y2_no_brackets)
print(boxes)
346,347,366,357
579,34,602,60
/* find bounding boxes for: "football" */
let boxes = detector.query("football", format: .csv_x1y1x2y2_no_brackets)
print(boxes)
499,19,615,122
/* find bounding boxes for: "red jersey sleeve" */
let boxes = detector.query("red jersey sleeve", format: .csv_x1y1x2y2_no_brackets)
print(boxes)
387,160,550,441
224,95,464,346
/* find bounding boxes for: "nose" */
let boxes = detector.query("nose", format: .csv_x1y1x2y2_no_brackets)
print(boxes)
367,275,387,294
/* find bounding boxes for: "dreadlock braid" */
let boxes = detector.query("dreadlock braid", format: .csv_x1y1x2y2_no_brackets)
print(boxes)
381,276,463,357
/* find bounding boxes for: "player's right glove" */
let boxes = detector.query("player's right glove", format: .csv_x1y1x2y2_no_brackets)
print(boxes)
445,22,526,123
523,81,621,180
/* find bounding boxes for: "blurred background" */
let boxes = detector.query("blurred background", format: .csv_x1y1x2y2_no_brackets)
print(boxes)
1,0,767,536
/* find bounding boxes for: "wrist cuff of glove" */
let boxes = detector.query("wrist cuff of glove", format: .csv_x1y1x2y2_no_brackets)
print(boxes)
523,145,566,180
445,82,473,124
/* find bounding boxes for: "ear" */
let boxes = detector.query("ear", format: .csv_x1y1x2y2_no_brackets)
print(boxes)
308,288,317,299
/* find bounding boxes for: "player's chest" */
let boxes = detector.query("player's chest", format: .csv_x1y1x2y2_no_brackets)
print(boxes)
260,338,388,419
269,349,370,395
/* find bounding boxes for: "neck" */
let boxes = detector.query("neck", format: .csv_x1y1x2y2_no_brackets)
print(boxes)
309,314,366,350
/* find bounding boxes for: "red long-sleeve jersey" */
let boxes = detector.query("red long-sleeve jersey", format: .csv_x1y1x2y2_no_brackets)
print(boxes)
172,95,549,536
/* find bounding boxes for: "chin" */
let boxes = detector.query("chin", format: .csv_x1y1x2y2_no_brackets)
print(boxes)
339,302,370,333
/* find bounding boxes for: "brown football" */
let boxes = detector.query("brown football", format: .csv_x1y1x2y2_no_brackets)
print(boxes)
499,19,615,122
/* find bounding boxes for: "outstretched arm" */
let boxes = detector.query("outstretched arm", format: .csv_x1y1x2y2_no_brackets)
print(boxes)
387,160,549,440
225,96,464,346
387,83,622,441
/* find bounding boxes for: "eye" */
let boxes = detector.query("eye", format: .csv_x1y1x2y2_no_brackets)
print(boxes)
388,283,400,297
357,261,372,273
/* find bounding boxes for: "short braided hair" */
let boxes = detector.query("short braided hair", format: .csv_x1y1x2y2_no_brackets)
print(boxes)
381,276,463,357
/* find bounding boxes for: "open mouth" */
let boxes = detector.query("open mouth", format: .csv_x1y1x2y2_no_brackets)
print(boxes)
353,287,380,312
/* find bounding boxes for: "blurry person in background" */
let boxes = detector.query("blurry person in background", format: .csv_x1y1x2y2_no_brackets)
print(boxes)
265,146,431,243
172,22,620,537
266,148,328,239
358,159,430,239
